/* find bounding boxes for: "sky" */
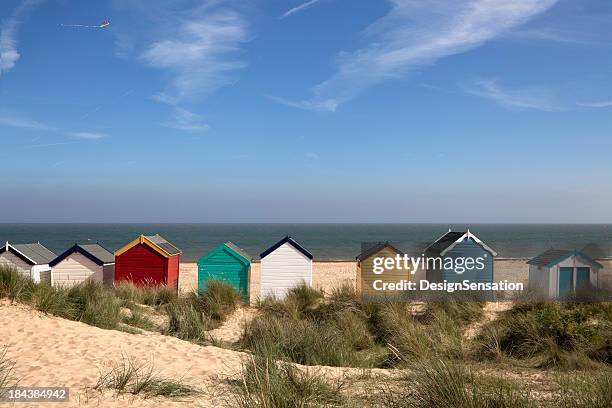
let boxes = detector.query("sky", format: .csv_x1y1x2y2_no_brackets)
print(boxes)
0,0,611,223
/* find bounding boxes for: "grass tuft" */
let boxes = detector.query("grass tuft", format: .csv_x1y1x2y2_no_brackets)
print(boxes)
94,356,199,398
228,355,345,407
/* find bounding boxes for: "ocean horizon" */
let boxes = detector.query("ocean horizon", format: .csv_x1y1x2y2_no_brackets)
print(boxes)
2,223,611,262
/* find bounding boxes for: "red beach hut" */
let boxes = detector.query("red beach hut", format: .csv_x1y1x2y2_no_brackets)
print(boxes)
114,234,182,288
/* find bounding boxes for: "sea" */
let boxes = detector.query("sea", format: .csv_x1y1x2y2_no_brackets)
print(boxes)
1,224,612,261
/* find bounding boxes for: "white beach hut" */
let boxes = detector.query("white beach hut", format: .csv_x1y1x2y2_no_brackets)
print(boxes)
49,243,115,287
0,242,56,283
527,249,602,299
259,236,313,299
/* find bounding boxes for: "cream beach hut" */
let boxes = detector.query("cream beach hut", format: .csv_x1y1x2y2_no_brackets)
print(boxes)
527,249,603,299
0,242,56,283
259,236,313,299
49,243,115,287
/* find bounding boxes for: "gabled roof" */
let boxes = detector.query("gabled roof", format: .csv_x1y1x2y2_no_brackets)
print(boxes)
115,234,182,258
356,242,402,261
1,242,56,265
424,229,497,256
199,242,251,265
50,243,115,267
225,242,252,262
527,249,603,269
260,236,313,260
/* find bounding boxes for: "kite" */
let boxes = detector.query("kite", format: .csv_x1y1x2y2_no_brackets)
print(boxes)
61,21,110,29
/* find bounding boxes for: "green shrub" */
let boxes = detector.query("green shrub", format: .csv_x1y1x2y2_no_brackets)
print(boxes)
475,301,610,368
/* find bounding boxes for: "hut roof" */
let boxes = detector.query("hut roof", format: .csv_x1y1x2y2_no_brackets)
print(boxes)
198,242,251,265
356,242,402,261
424,230,497,256
50,243,115,267
527,249,603,269
260,236,313,260
115,234,182,258
1,242,56,265
225,242,252,261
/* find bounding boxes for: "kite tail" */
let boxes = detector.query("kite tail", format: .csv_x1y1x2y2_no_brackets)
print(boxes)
60,24,102,28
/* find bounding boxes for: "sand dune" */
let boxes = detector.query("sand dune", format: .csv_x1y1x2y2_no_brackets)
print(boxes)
0,303,246,407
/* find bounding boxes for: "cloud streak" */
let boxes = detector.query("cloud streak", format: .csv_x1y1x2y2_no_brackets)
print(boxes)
274,0,558,112
0,0,44,76
280,0,322,19
464,79,564,111
577,100,612,108
0,114,109,140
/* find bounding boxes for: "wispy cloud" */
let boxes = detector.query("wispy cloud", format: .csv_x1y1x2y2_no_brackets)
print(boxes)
464,79,564,111
280,0,322,19
273,0,558,112
0,115,57,131
0,114,110,140
162,107,209,133
0,0,44,76
68,132,109,140
577,100,612,108
508,28,591,45
140,6,249,102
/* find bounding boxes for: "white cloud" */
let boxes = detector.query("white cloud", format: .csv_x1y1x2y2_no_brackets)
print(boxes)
577,100,612,108
0,114,110,140
141,8,248,102
280,0,322,19
0,0,44,76
464,79,564,111
162,107,209,133
274,0,558,112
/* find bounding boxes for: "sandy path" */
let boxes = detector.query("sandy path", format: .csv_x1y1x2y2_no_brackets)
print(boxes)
0,303,246,407
206,308,257,344
463,301,513,340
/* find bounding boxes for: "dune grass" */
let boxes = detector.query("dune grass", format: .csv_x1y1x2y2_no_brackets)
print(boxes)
240,283,479,368
475,300,611,368
94,356,199,398
113,280,178,307
0,348,17,399
163,280,243,344
379,359,534,408
227,355,345,408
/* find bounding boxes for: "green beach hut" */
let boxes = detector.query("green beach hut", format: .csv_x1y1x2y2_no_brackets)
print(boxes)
197,242,251,301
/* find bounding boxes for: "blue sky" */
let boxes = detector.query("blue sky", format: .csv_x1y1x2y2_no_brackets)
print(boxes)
1,0,611,223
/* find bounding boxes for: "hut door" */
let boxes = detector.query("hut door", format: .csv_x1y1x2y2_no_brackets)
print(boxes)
575,267,590,290
558,267,572,297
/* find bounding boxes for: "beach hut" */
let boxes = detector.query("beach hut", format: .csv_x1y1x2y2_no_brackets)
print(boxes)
527,249,602,299
49,243,115,287
356,242,407,298
259,236,313,299
198,242,251,301
114,234,182,288
424,229,497,298
0,242,56,284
